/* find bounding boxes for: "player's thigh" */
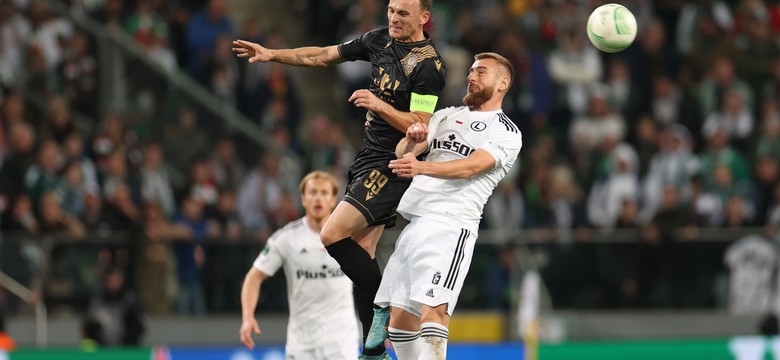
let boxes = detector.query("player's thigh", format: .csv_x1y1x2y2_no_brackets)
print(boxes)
376,223,416,310
408,219,478,317
320,201,370,245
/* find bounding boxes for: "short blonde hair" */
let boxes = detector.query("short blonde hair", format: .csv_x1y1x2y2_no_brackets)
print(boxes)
475,52,514,87
299,171,340,196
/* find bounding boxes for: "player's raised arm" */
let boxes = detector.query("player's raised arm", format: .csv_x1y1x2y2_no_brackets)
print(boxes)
232,40,344,67
239,267,269,349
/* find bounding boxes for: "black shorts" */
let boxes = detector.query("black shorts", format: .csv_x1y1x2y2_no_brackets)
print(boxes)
343,148,411,228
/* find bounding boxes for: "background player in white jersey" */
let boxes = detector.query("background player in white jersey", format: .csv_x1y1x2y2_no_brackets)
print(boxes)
377,52,522,360
239,171,360,359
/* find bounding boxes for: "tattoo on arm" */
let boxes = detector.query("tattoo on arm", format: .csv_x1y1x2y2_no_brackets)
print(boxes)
277,53,322,66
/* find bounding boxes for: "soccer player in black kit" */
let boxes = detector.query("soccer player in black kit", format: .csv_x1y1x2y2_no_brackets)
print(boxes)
232,0,445,358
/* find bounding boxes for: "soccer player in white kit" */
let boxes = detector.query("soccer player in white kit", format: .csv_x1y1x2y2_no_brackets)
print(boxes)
239,171,360,359
377,52,522,360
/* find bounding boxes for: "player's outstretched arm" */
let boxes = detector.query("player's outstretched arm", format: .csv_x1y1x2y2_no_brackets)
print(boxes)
390,149,496,179
232,39,344,67
240,267,269,349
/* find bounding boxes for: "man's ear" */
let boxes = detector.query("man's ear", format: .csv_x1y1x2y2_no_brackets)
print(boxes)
420,10,430,26
498,75,510,92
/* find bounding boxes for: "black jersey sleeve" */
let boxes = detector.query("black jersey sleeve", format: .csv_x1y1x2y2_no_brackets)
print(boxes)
337,28,386,62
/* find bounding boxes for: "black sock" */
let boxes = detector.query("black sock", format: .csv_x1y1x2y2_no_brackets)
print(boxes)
326,240,386,355
325,238,382,293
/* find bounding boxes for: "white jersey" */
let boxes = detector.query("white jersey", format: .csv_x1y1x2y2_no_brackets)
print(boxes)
253,217,359,352
397,106,523,231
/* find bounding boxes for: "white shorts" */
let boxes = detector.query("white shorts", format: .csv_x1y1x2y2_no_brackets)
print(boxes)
375,216,477,317
285,338,359,360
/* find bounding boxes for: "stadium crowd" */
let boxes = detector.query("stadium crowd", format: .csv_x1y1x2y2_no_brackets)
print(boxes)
1,0,780,318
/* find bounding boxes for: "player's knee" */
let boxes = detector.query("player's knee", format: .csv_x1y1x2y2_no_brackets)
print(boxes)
319,225,341,246
420,304,450,326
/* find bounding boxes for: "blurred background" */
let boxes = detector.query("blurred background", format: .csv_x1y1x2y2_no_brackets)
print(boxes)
1,0,780,358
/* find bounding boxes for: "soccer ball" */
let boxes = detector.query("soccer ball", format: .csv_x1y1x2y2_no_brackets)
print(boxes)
586,3,637,53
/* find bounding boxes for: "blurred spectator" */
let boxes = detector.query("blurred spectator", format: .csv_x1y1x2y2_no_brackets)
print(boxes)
754,101,780,160
172,196,207,315
0,92,28,127
701,89,754,151
676,0,733,56
185,0,233,82
208,136,245,191
27,0,73,69
144,25,177,74
24,140,63,207
139,202,188,315
649,75,702,142
103,183,141,231
733,7,779,94
59,31,97,118
705,164,755,224
631,115,659,177
587,143,639,228
205,33,239,105
484,177,524,241
698,127,751,189
548,30,602,116
641,124,699,222
237,152,289,234
1,122,36,197
766,183,780,228
56,161,87,216
605,57,644,123
187,159,218,206
86,266,145,346
92,113,133,168
205,189,241,240
124,0,166,48
569,89,626,184
698,57,754,121
0,0,31,86
38,191,86,238
139,141,175,216
63,131,100,194
722,195,752,227
1,194,38,233
41,96,78,144
100,151,130,199
163,106,208,174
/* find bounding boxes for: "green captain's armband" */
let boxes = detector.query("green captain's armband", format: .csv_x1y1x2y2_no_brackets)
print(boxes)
410,93,439,114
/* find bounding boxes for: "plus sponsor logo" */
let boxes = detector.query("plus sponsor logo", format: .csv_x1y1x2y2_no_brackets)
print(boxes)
295,265,345,280
431,134,474,157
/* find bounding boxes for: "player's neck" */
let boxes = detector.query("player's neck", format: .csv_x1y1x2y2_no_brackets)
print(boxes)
305,215,327,233
469,99,503,112
396,30,426,43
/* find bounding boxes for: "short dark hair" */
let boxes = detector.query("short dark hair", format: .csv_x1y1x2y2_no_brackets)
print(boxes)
419,0,431,12
475,52,514,87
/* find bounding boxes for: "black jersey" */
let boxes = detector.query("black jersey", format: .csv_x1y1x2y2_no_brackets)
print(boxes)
338,28,446,155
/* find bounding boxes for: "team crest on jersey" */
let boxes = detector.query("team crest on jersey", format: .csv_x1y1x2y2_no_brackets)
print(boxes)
403,54,419,75
432,271,441,285
471,121,487,132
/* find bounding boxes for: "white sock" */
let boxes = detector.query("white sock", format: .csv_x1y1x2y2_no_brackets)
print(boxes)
388,327,422,360
419,322,448,360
